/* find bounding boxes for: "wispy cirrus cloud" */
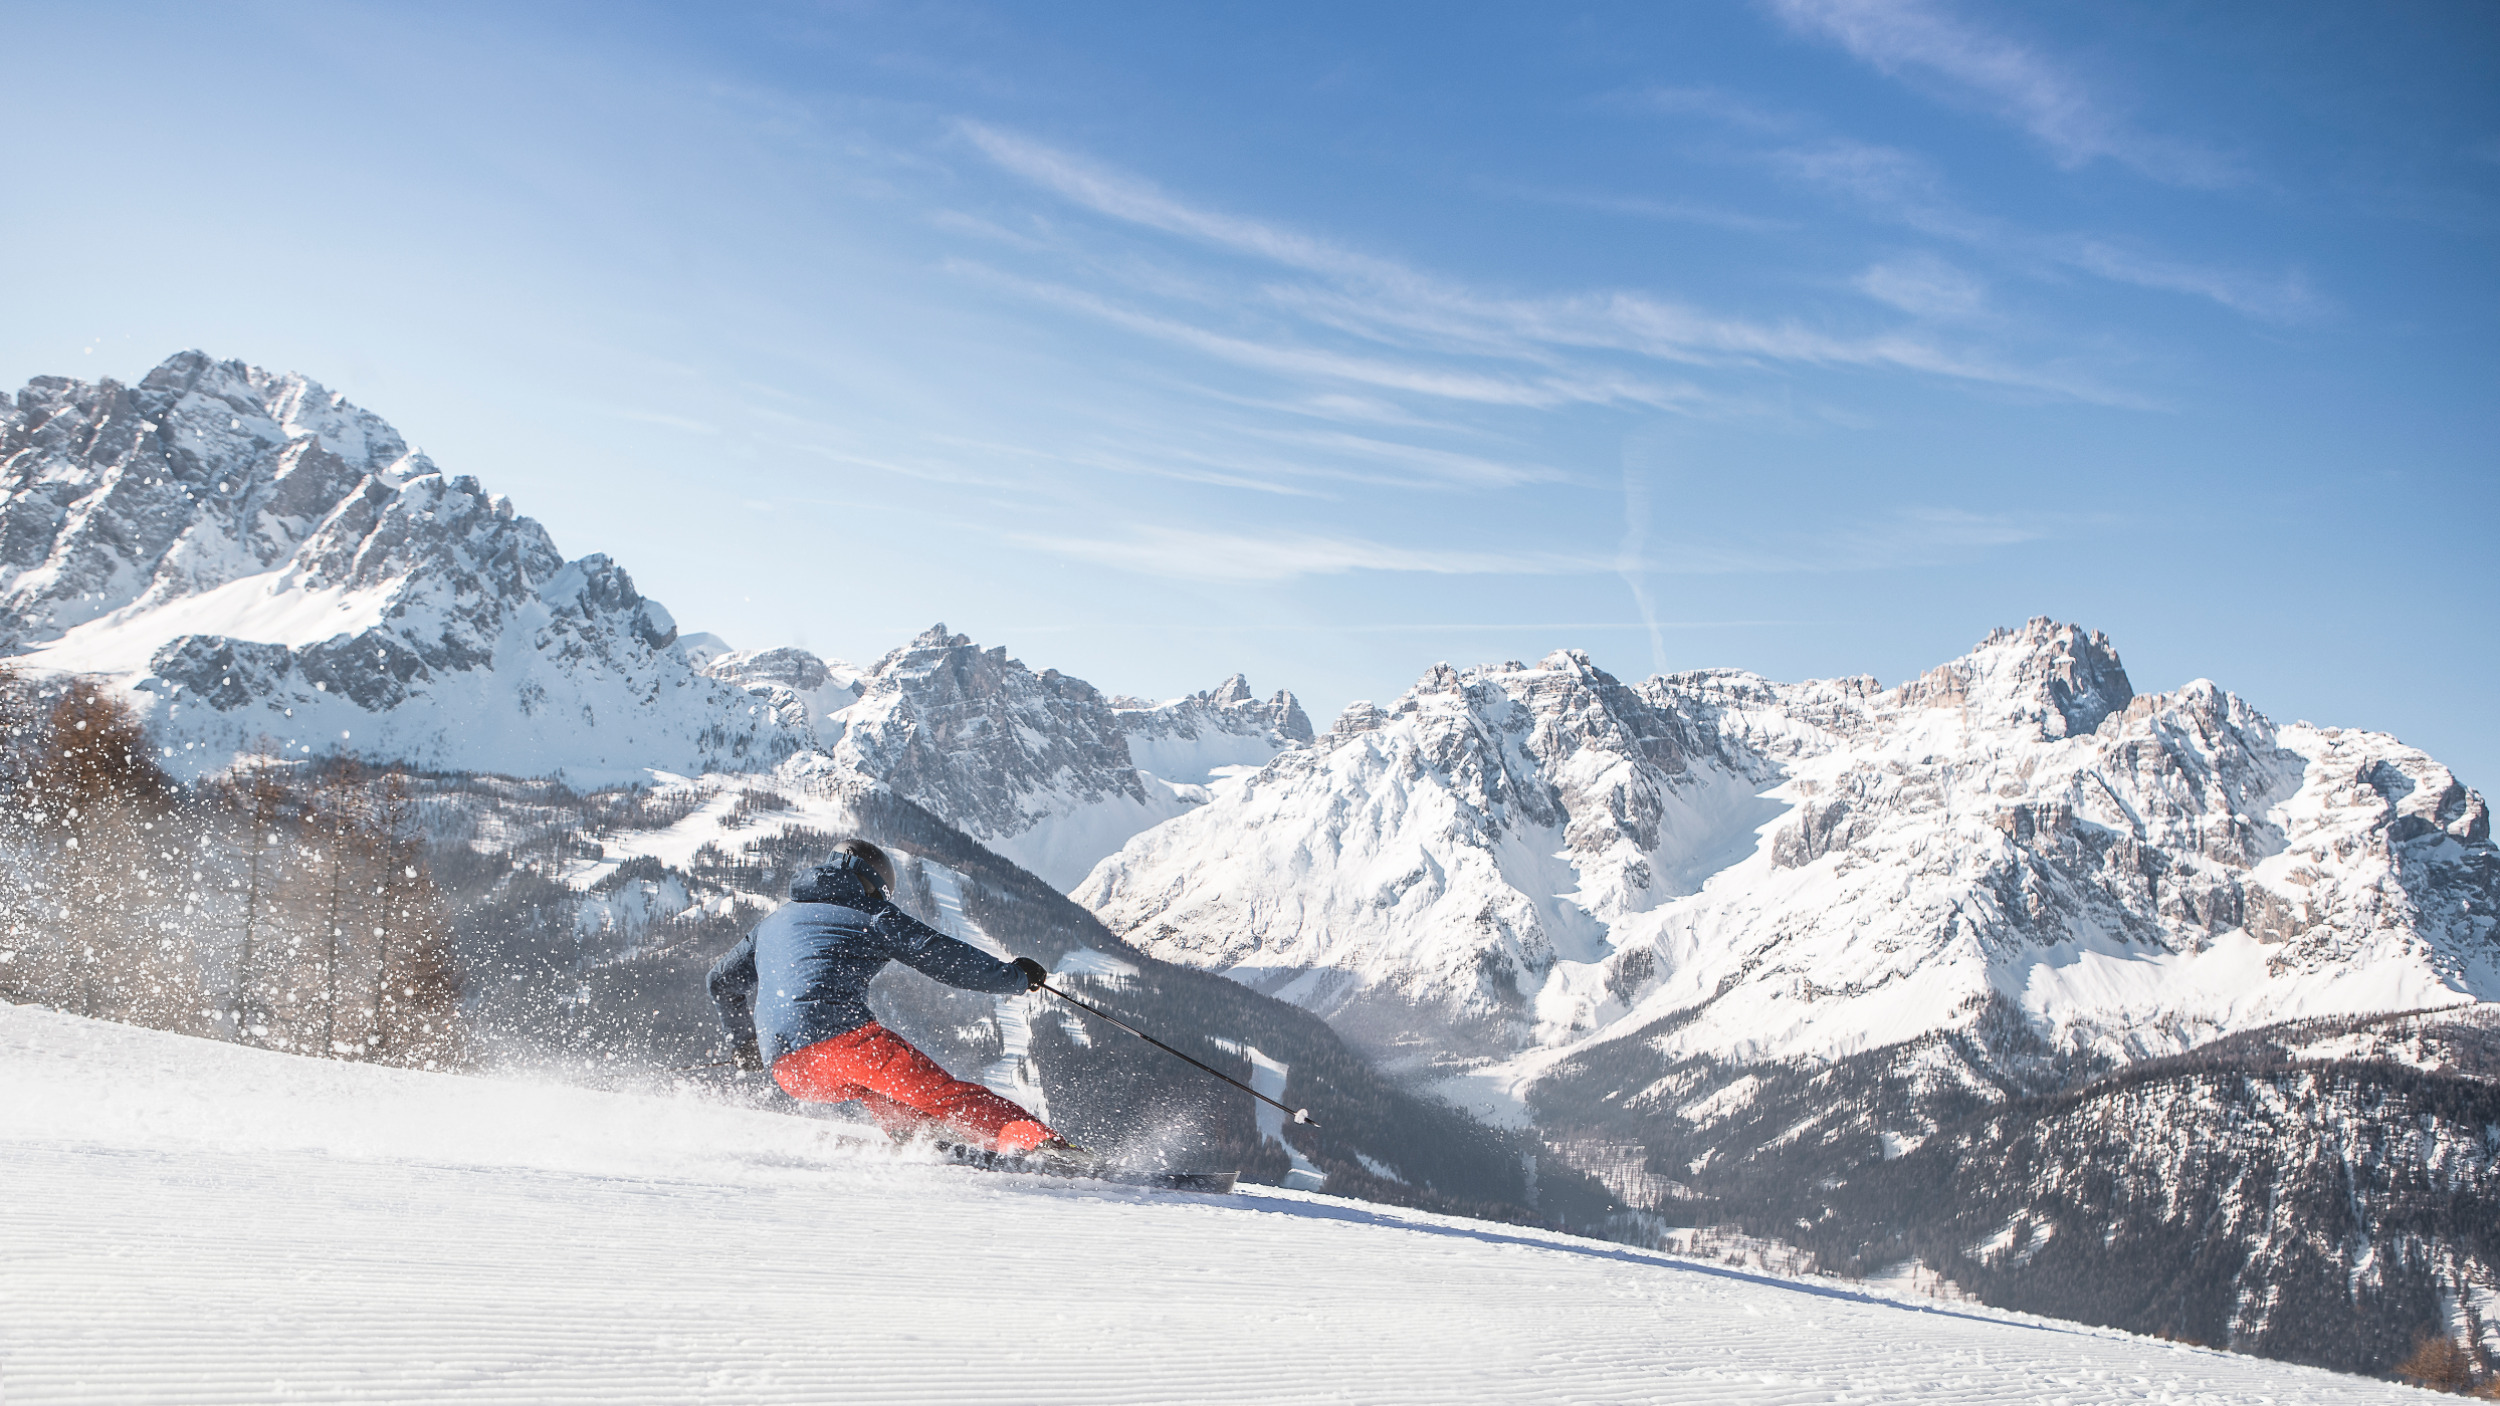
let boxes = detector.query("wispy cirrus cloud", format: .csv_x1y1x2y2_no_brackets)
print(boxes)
1618,87,2306,323
956,122,2140,406
948,259,1700,410
1014,526,1606,583
1765,138,2320,324
1488,183,1800,235
1855,254,1990,321
2064,241,2321,322
1764,0,2236,186
1765,138,1985,241
960,121,1407,285
1017,507,2065,584
1619,84,1802,135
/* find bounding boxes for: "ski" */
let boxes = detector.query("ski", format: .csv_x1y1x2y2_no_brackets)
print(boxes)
930,1139,1239,1195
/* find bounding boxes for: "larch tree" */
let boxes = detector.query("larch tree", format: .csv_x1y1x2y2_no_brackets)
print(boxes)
24,681,196,1031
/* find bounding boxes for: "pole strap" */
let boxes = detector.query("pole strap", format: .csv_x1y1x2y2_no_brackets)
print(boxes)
1040,981,1319,1130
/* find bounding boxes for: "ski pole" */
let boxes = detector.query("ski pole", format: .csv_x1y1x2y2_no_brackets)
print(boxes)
1039,981,1319,1129
674,1057,739,1071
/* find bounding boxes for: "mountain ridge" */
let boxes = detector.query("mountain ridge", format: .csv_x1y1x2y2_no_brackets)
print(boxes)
1,351,1310,884
1076,618,2500,1086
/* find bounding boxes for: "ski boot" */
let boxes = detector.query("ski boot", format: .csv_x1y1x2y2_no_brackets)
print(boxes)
1025,1136,1108,1178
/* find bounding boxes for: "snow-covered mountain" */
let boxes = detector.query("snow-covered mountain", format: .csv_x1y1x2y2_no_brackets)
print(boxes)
803,627,1309,887
697,644,867,735
1118,672,1315,784
0,355,1307,879
0,353,808,781
1077,620,2500,1074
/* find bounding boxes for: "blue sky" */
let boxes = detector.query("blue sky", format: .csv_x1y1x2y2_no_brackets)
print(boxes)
5,2,2496,783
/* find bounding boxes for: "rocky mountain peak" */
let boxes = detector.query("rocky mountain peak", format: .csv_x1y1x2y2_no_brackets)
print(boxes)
1,352,433,647
703,646,836,695
906,623,972,651
1,353,811,781
1083,622,2497,1077
1331,701,1388,738
1896,617,2134,739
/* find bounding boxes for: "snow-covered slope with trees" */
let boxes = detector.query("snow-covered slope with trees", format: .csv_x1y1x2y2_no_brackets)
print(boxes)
1529,1002,2500,1379
0,1002,2430,1405
1078,620,2500,1073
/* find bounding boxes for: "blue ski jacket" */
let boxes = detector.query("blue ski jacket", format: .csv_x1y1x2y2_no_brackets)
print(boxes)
707,889,1029,1064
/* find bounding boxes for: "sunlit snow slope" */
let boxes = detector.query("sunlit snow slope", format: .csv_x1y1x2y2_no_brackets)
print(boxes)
0,1004,2424,1404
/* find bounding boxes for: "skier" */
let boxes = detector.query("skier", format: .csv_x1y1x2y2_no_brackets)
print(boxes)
707,838,1077,1159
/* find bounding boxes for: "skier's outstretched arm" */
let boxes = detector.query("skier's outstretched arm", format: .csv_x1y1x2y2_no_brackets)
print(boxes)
875,907,1031,996
706,934,762,1067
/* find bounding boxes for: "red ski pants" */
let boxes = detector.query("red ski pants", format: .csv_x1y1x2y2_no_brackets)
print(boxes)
773,1021,1052,1154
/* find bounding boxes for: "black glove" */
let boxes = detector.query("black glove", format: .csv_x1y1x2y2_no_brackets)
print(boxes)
1012,957,1049,993
733,1035,765,1074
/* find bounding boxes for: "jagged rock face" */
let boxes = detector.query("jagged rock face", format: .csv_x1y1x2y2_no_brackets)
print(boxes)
826,628,1308,890
1,353,806,781
1,351,413,645
1076,648,1779,1057
696,646,863,735
1119,672,1314,785
1080,618,2500,1071
1890,619,2134,740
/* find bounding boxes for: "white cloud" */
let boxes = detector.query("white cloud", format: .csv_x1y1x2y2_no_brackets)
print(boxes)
1016,526,1601,582
1624,85,1801,135
1767,139,2309,325
958,124,2139,405
1017,507,2059,584
1489,182,1800,235
1254,429,1566,490
2065,241,2322,323
1856,254,1989,320
950,261,1673,409
1765,0,2234,186
1766,139,1990,241
606,408,721,435
959,121,1406,285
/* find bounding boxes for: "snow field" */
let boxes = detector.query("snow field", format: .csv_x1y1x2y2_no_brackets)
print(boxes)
0,1005,2426,1404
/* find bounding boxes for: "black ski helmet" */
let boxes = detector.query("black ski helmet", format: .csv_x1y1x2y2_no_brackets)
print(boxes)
823,837,897,893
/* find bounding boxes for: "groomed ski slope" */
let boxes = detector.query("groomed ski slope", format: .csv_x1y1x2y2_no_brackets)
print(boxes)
0,1006,2422,1405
